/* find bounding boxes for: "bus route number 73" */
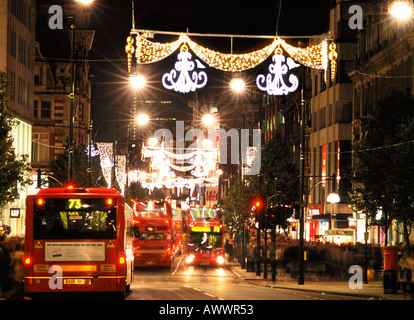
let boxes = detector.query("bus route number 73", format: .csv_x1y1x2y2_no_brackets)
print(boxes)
67,199,82,209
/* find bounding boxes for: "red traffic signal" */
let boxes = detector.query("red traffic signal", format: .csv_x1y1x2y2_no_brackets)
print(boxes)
252,199,264,211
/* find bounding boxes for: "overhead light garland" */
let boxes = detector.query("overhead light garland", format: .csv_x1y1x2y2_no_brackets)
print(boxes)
126,34,337,84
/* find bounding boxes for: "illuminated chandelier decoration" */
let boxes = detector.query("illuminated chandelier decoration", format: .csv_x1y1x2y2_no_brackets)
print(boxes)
126,34,337,92
162,44,208,93
256,47,300,95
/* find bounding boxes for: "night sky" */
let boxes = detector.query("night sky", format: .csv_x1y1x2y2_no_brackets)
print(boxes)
88,0,332,142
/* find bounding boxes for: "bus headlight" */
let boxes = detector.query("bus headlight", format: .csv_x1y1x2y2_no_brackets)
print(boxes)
216,255,224,265
186,254,195,264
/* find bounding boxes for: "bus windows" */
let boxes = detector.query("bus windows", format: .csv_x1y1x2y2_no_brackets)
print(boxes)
140,233,164,240
33,198,116,239
190,207,217,221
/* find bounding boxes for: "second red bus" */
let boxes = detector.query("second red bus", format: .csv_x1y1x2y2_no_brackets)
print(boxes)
131,199,175,268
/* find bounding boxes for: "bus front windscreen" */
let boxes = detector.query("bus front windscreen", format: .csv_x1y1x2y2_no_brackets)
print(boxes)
188,227,223,252
33,198,117,239
190,207,217,220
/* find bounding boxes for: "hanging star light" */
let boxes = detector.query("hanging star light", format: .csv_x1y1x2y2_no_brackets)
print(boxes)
256,48,300,95
162,44,208,93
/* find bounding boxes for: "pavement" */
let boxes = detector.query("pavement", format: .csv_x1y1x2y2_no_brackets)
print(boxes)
227,260,411,300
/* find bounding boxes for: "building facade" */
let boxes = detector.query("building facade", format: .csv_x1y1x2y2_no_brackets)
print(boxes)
349,0,414,246
0,0,35,237
33,0,95,184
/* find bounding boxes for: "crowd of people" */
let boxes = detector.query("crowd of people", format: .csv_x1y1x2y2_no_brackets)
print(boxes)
0,230,24,299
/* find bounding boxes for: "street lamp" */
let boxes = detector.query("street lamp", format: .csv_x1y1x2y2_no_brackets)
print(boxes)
327,192,340,204
147,137,159,147
229,78,245,92
136,113,149,125
68,0,94,181
202,114,215,127
389,0,413,19
130,74,146,90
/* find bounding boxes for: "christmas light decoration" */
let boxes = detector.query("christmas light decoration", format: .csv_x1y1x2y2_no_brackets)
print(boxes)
128,34,335,76
187,37,278,72
86,144,100,157
328,42,337,82
256,49,300,95
97,143,113,188
162,44,208,93
115,155,126,195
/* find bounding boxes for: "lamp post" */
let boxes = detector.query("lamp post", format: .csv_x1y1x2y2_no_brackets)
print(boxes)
68,0,94,181
298,65,306,285
68,22,75,181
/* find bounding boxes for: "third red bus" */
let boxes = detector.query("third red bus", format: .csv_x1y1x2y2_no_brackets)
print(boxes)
185,206,225,267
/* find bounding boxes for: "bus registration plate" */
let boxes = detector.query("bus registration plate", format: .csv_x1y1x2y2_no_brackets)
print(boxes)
64,279,87,285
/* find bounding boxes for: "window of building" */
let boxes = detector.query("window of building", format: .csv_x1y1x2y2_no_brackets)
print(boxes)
319,107,326,129
34,100,38,118
32,133,49,163
40,100,52,119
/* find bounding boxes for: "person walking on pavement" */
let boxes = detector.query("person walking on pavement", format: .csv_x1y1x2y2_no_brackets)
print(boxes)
399,251,414,300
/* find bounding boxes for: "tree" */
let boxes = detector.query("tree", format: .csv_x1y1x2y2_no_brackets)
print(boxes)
350,88,414,251
261,132,299,206
0,71,31,208
220,176,259,233
48,140,93,187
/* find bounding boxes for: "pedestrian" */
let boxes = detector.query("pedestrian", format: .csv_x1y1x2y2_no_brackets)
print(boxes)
399,252,414,299
225,240,234,262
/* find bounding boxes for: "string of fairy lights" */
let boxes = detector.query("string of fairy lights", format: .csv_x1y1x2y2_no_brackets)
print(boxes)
126,32,337,83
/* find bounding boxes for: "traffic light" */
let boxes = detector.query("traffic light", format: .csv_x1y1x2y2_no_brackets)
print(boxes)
253,199,264,212
266,207,279,227
266,206,295,228
291,221,297,231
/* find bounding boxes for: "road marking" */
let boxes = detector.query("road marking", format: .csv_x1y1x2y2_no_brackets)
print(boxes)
170,257,182,276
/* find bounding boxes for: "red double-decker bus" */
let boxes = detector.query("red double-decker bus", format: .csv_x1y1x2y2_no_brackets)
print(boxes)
131,199,175,268
24,185,134,297
185,206,225,266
